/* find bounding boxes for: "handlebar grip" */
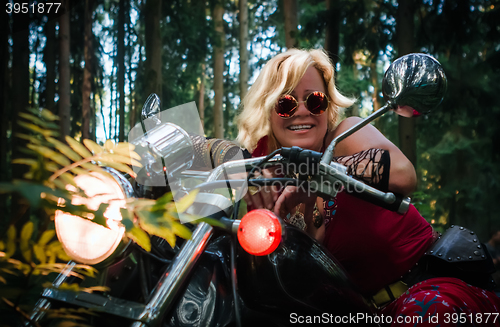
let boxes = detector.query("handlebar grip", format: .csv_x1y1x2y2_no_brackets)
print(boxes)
345,187,411,214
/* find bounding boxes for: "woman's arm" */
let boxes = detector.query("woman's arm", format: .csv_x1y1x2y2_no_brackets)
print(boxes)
328,116,417,196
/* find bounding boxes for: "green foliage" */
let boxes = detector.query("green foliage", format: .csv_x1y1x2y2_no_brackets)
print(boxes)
0,108,200,325
411,0,500,239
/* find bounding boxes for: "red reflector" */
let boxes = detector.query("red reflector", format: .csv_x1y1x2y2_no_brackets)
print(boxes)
237,209,282,256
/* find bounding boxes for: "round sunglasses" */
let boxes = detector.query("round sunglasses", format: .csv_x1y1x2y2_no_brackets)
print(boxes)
275,91,329,119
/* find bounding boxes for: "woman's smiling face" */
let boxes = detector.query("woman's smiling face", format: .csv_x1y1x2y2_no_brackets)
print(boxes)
271,66,328,152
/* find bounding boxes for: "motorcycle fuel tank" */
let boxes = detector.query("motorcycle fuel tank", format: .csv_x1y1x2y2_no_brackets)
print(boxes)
236,224,374,323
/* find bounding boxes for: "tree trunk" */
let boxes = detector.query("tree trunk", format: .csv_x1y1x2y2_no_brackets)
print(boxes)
82,0,94,140
283,0,298,49
145,0,162,101
11,9,30,179
239,0,249,101
133,18,144,130
118,0,126,141
44,18,56,113
30,35,40,107
0,6,10,183
397,0,416,166
199,63,205,128
0,6,9,227
11,7,30,228
213,1,225,138
324,0,340,68
59,0,71,139
126,0,135,132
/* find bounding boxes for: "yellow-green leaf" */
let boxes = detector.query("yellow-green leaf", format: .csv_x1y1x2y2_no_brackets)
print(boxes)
126,227,151,251
21,247,32,262
56,248,71,262
18,120,59,138
119,208,135,232
5,241,16,259
174,189,199,213
171,222,192,240
17,120,46,135
52,179,67,191
0,240,4,251
66,136,93,158
0,275,6,284
58,173,77,187
12,158,38,166
113,142,135,152
47,137,83,162
33,244,46,264
48,251,57,264
104,139,114,151
80,163,107,175
20,221,34,244
113,143,142,160
127,198,156,208
100,153,142,167
45,162,60,172
15,133,43,145
69,167,90,176
19,112,47,127
47,240,62,252
26,144,54,156
38,230,56,246
50,153,72,167
7,225,16,242
140,222,177,248
39,108,59,121
83,139,103,155
97,160,136,177
27,144,71,166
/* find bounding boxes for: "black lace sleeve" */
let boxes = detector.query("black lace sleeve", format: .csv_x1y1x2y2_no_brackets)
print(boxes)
333,148,391,192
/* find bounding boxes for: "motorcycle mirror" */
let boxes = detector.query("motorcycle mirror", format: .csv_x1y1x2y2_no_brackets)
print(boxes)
141,93,162,132
321,53,447,165
382,53,447,116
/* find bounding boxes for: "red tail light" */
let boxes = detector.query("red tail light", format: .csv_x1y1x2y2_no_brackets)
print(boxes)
237,209,282,256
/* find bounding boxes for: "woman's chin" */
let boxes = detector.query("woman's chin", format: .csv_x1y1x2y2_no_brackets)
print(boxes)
284,137,320,151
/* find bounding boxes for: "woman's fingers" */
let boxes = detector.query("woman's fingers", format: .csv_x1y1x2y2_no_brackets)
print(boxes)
274,186,316,219
259,168,276,210
244,168,279,210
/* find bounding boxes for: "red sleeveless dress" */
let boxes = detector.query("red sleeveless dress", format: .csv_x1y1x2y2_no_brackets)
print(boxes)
251,136,500,323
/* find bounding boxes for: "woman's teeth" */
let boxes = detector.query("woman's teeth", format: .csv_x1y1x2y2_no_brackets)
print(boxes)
288,125,312,131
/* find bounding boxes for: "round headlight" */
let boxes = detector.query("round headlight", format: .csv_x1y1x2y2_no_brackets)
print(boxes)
55,171,130,265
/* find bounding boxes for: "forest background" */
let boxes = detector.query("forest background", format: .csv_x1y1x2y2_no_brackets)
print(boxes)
1,0,500,241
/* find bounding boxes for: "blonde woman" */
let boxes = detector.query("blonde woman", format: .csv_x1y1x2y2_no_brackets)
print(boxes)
236,48,500,323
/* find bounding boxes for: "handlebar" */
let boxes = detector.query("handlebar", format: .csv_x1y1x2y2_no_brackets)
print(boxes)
194,146,411,215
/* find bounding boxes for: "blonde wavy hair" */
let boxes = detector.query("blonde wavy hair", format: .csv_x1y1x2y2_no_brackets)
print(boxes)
236,48,355,153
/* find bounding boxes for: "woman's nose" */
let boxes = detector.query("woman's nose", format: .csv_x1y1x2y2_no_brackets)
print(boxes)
294,100,309,116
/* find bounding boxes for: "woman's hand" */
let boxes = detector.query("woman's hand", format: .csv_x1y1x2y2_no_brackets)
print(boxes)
243,168,280,211
274,186,325,242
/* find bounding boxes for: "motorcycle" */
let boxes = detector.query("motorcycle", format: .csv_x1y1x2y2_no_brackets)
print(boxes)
23,53,453,327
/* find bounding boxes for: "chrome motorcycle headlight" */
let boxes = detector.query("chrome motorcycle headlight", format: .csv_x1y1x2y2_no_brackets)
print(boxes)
54,170,133,265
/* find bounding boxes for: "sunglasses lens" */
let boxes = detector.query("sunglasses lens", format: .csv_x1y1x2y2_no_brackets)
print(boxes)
276,95,297,118
306,92,328,115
